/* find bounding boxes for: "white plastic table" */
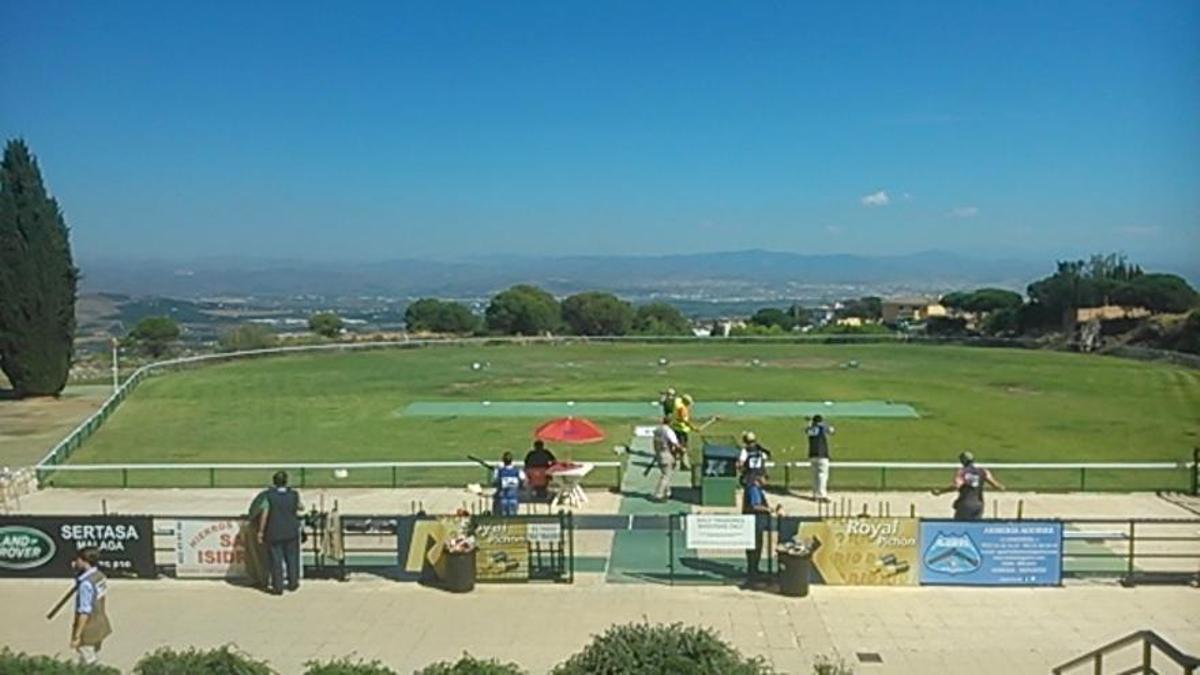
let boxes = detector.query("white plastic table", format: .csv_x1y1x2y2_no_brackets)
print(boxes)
548,462,593,508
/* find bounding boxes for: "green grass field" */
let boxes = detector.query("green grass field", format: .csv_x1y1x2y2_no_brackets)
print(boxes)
53,342,1200,490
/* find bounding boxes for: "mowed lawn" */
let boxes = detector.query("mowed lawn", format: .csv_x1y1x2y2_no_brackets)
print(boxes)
70,342,1199,472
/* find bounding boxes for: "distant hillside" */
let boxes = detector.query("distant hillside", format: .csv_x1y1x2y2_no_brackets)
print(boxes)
78,250,1046,298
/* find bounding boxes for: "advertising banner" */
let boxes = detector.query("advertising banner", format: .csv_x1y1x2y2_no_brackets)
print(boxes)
474,517,529,582
175,519,250,579
797,518,919,586
0,516,155,578
919,520,1063,586
685,514,756,550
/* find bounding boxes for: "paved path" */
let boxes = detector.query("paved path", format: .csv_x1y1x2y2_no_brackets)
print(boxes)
2,576,1197,674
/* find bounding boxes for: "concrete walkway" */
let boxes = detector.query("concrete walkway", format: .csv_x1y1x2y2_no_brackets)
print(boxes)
2,576,1197,674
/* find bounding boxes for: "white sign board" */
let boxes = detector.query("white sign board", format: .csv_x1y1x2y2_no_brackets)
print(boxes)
175,519,249,579
526,522,562,544
633,425,657,438
685,514,756,550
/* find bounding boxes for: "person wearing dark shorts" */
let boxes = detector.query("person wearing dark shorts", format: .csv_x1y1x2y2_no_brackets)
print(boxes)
932,451,1005,520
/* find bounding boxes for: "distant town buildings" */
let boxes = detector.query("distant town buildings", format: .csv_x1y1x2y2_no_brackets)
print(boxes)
881,297,947,324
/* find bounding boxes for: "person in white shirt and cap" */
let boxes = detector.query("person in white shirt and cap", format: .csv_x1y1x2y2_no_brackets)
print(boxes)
651,416,681,501
70,547,113,665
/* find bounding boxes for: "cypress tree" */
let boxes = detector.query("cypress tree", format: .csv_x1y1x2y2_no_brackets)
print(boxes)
0,139,79,396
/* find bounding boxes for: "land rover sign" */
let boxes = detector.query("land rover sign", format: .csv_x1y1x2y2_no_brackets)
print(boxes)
0,516,155,578
0,526,57,570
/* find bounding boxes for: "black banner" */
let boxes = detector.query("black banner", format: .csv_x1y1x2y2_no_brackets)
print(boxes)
0,516,156,578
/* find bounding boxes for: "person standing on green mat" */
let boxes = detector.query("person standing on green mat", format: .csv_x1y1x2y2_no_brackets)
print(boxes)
659,387,677,417
651,416,681,501
671,393,696,470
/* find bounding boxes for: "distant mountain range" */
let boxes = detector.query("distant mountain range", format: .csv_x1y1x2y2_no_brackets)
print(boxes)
75,250,1059,299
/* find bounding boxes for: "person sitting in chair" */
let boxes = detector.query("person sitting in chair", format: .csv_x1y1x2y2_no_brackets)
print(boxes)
523,440,557,500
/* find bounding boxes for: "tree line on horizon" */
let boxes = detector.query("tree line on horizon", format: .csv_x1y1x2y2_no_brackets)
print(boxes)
3,137,1198,399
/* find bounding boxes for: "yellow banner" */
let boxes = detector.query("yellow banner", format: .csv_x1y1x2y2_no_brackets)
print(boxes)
798,518,919,586
475,519,530,582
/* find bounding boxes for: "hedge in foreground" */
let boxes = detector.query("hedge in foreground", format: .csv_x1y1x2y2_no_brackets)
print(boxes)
0,648,120,675
551,622,777,675
414,654,526,675
304,657,399,675
132,645,272,675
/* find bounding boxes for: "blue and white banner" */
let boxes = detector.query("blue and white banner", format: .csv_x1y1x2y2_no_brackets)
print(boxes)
919,520,1063,586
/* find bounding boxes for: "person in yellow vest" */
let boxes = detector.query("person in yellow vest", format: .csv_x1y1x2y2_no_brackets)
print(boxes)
671,393,695,470
70,547,113,666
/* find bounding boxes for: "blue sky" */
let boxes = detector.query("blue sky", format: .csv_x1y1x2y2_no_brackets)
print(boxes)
2,1,1197,265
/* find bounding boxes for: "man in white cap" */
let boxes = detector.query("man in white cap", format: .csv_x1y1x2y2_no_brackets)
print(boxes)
737,431,770,486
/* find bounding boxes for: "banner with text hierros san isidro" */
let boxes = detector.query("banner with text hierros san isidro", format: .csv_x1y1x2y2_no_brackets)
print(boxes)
798,518,919,586
175,519,250,579
919,520,1063,586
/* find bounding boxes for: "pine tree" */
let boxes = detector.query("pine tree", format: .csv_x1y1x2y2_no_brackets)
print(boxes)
0,139,79,396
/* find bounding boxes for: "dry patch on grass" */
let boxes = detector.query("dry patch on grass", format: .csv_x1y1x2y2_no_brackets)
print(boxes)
442,376,553,393
0,385,111,465
989,381,1041,396
669,356,840,369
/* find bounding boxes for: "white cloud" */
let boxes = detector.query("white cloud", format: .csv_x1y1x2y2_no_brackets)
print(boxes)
860,190,890,207
902,192,913,201
824,225,844,235
948,206,979,218
1116,225,1159,237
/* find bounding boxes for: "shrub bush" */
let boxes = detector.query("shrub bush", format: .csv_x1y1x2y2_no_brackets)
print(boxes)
812,654,855,675
0,647,120,675
133,646,274,675
414,654,526,675
551,622,776,675
304,657,397,675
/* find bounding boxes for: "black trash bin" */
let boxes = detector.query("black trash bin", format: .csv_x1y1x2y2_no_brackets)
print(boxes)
777,549,812,597
444,549,477,593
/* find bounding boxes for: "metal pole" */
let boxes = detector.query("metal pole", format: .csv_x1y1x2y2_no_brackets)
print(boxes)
1126,521,1136,584
111,338,119,393
1080,467,1086,492
1193,447,1199,496
668,514,675,586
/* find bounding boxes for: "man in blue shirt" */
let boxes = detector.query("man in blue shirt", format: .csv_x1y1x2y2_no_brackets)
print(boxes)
492,452,526,516
742,474,779,586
